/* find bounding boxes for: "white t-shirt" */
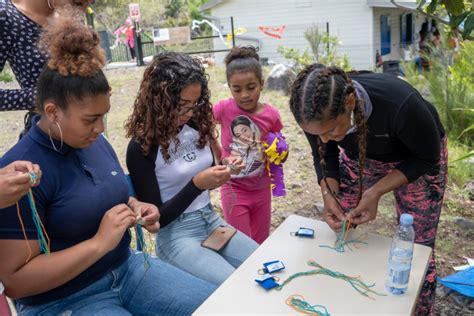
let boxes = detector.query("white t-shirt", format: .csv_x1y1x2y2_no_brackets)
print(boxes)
155,124,212,213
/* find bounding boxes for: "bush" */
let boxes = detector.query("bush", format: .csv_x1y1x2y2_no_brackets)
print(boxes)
403,38,474,146
278,24,351,72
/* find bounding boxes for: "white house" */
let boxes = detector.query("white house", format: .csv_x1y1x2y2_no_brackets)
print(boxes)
200,0,432,70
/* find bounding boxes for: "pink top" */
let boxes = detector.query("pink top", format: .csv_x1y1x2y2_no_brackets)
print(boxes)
124,26,135,48
213,97,284,190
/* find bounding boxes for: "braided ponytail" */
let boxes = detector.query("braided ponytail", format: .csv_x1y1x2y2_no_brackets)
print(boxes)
289,64,368,208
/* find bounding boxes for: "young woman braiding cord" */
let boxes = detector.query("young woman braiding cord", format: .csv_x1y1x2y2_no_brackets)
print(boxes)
289,64,447,315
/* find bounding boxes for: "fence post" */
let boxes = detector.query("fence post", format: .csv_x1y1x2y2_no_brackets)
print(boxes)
134,21,145,66
98,30,112,63
326,22,330,57
231,16,236,47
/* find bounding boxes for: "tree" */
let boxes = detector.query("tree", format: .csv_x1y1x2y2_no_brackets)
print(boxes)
164,0,184,19
391,0,473,40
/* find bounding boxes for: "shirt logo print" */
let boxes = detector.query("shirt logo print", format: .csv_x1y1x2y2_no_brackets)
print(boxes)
111,171,118,176
183,152,197,162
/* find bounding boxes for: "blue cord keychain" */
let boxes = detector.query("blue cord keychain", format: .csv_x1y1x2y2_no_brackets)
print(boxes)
290,227,315,238
258,260,286,274
255,273,280,290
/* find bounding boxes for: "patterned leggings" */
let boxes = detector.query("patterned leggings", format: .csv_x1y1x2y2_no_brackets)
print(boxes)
338,138,448,315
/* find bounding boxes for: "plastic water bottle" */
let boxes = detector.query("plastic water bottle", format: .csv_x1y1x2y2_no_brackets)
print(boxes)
385,213,415,295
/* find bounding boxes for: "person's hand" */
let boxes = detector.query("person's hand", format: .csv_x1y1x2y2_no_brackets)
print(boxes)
193,165,231,190
347,188,381,225
0,161,41,183
130,199,161,233
322,193,346,232
222,155,245,175
0,172,32,208
93,204,136,254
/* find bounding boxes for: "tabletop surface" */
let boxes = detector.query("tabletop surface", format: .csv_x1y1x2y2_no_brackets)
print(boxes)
194,214,432,315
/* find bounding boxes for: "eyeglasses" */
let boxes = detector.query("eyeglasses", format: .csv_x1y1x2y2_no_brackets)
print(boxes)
177,99,205,116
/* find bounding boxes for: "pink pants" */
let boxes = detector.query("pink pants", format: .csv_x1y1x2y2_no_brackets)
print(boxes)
0,294,12,316
220,183,271,244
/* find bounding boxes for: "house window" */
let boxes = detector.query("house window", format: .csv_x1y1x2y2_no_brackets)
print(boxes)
400,13,414,46
380,15,391,55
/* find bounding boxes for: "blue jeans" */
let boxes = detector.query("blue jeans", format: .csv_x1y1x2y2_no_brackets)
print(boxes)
17,252,216,315
156,204,258,285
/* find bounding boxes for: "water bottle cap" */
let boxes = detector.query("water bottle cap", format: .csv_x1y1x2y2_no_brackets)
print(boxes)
400,214,413,225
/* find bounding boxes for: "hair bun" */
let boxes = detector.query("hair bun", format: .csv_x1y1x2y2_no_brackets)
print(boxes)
39,6,105,77
224,45,259,66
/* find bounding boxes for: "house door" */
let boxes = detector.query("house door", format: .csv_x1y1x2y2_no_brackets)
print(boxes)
381,15,391,55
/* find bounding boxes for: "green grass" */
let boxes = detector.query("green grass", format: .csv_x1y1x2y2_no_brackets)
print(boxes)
0,65,14,83
448,139,474,186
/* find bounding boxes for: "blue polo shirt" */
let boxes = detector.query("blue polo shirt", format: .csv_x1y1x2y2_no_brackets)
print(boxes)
0,115,131,306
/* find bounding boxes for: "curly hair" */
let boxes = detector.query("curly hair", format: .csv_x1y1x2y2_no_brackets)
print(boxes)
224,46,263,82
36,6,109,111
39,6,105,77
124,52,215,161
290,64,368,205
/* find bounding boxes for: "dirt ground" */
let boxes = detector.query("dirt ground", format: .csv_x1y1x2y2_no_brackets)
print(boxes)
1,66,472,314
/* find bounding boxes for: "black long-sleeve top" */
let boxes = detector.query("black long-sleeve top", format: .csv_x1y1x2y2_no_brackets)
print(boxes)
126,123,216,228
306,73,445,184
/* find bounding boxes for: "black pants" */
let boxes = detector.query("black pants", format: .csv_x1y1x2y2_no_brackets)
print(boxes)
129,44,136,60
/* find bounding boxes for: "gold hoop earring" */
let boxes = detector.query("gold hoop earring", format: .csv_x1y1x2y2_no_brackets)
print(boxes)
48,121,64,152
47,0,54,10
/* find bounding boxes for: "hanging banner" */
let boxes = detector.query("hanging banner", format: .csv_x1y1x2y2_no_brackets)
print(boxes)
258,25,286,39
192,19,226,45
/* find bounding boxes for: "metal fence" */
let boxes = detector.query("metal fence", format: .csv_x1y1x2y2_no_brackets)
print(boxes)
109,42,163,63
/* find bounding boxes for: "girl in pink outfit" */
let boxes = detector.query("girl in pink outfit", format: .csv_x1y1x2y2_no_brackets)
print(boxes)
124,17,135,61
213,46,284,244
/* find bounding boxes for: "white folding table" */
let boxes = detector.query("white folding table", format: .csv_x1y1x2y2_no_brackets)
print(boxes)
194,214,432,315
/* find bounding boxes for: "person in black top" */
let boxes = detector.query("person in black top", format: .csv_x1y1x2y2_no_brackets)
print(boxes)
289,64,447,315
125,52,258,286
0,0,92,136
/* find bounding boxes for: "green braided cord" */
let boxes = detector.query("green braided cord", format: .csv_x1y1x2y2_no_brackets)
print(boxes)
320,220,367,253
276,260,386,299
287,295,330,316
319,239,368,253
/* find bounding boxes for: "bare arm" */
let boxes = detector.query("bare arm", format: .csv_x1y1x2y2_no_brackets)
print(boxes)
348,169,408,225
0,238,103,299
210,138,222,164
320,177,346,231
0,203,136,299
